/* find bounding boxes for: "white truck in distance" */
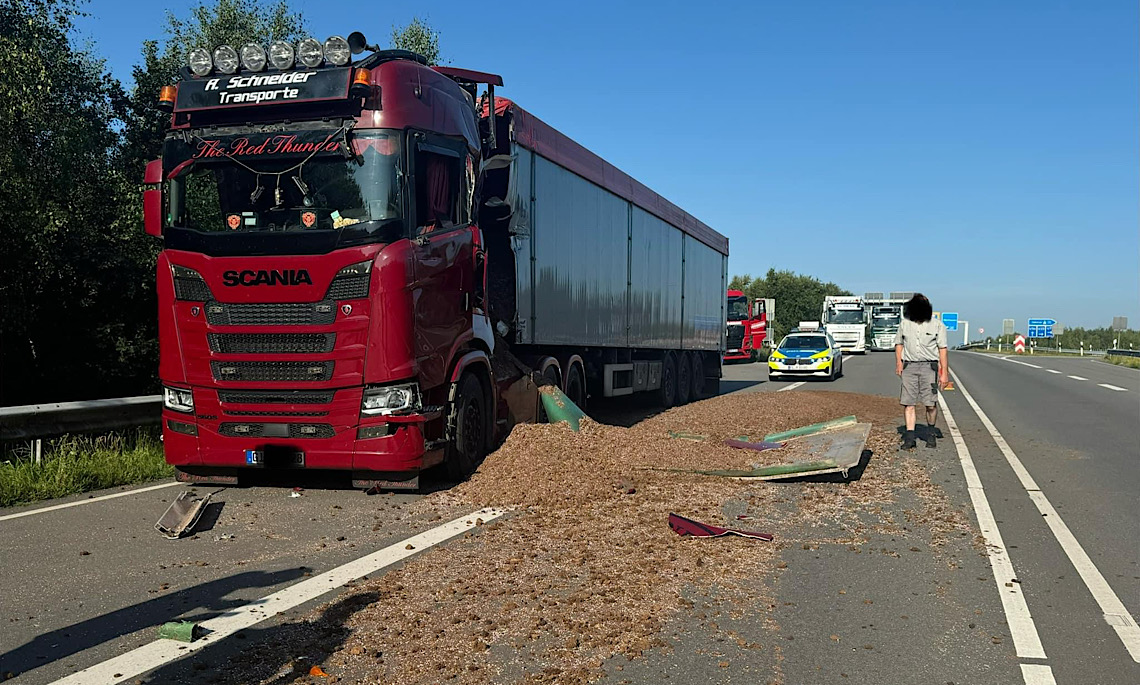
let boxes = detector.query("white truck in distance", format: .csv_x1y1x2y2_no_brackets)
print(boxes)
822,295,867,353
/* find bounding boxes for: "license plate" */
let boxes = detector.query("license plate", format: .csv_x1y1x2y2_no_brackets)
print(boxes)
245,450,304,466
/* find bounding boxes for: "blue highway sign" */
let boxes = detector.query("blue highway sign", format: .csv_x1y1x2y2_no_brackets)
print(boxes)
1027,318,1056,338
941,312,959,332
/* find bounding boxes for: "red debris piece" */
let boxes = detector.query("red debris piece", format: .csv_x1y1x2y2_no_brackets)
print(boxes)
668,513,773,541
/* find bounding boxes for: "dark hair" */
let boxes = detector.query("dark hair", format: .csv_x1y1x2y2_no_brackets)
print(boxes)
904,293,933,323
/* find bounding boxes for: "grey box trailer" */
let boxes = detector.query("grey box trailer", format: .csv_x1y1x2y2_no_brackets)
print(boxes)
480,99,729,405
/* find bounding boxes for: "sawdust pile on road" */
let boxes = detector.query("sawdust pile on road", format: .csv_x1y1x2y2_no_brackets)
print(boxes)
223,391,959,685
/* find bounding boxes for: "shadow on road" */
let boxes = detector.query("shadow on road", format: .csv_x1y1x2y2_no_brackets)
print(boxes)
138,590,380,685
772,449,874,484
0,567,307,680
721,379,765,393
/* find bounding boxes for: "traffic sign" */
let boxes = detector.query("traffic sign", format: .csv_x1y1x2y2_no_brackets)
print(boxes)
1027,318,1056,338
1014,334,1026,353
942,312,959,332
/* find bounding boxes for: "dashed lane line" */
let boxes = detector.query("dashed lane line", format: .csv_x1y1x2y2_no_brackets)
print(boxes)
0,481,181,522
950,368,1140,663
1046,369,1062,374
777,381,806,392
47,507,508,685
1098,383,1129,392
1068,375,1088,381
1001,357,1043,369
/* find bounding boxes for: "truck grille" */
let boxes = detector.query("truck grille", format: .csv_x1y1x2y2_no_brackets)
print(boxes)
218,390,335,404
205,301,336,326
325,274,370,300
218,422,336,438
174,276,212,301
211,361,334,382
726,326,745,349
208,333,336,354
222,410,329,417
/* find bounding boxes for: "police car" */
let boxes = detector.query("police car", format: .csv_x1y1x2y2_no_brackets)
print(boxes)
768,322,844,382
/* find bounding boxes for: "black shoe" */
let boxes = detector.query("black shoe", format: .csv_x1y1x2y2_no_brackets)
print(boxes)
900,431,917,450
924,434,937,449
928,425,944,439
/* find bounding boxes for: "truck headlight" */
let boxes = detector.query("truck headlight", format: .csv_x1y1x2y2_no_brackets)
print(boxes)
163,386,195,414
361,383,421,415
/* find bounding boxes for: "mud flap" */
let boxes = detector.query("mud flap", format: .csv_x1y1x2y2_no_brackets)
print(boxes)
154,490,212,539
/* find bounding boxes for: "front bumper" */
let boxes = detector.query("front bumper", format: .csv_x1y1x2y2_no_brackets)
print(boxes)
768,358,833,377
161,386,433,474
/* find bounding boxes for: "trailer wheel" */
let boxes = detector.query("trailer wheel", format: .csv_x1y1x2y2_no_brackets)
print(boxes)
675,352,692,405
690,352,706,399
564,363,586,410
657,352,678,407
445,373,487,480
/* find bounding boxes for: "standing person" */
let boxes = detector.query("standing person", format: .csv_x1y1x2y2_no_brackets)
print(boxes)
894,293,949,449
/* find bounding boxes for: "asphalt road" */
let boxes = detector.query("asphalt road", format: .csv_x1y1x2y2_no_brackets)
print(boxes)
2,351,1137,684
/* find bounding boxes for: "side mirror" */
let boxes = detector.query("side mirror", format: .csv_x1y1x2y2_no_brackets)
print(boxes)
144,159,163,237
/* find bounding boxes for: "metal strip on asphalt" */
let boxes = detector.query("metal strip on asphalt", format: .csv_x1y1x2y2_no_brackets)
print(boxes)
1098,383,1128,392
936,393,1048,661
47,507,508,685
950,369,1140,663
0,481,182,522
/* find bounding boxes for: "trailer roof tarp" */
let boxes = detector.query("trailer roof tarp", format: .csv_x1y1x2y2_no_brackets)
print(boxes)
492,98,729,256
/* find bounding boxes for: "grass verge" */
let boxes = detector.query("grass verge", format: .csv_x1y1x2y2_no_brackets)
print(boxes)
0,429,171,508
1106,354,1140,369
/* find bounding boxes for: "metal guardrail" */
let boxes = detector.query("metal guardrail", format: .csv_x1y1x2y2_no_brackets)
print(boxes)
0,395,161,441
1106,348,1140,358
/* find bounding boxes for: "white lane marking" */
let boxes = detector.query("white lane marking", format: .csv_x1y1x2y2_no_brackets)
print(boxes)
777,381,806,392
0,481,181,522
1068,375,1088,381
1046,369,1062,374
950,369,1140,663
1098,383,1128,392
48,507,507,685
1020,664,1058,685
1001,357,1043,369
936,394,1047,660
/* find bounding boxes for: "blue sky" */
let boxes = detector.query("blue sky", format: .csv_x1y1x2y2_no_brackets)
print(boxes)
78,0,1138,341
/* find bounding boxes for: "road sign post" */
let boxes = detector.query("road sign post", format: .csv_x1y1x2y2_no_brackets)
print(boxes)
942,312,959,332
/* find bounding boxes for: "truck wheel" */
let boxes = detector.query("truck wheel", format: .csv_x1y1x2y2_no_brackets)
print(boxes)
564,363,586,410
690,352,706,399
657,353,678,407
445,373,487,480
675,352,692,405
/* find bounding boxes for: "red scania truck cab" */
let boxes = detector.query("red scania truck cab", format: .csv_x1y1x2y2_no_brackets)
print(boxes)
723,291,772,362
145,36,729,490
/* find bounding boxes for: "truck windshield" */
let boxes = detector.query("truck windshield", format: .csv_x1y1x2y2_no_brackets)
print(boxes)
168,131,403,239
827,309,864,324
727,296,749,321
873,310,901,326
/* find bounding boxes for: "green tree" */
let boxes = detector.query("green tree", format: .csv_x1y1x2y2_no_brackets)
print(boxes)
0,0,144,403
390,17,442,65
730,269,852,342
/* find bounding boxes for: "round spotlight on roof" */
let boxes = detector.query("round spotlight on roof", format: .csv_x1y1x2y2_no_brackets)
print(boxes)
323,35,351,66
268,41,295,70
212,45,239,74
297,37,323,68
240,43,267,72
187,47,213,76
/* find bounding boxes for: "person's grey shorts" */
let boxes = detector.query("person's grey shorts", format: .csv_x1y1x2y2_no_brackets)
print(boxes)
901,361,938,406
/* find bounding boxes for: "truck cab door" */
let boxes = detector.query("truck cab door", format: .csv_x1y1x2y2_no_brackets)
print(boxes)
409,134,477,391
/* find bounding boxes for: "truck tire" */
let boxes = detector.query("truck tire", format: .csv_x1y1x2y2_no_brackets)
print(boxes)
657,352,678,407
445,373,488,480
564,363,586,410
675,352,692,405
690,352,706,399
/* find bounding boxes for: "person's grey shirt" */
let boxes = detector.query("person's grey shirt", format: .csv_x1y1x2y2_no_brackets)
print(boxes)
893,318,947,362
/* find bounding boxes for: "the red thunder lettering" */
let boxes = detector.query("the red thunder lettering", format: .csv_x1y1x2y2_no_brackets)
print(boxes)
194,139,226,158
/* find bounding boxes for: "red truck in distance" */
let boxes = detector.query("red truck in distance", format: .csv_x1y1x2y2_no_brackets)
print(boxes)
144,34,729,490
724,291,772,362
